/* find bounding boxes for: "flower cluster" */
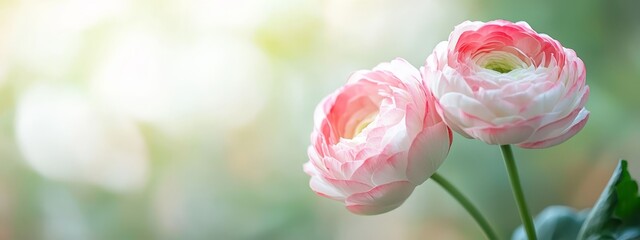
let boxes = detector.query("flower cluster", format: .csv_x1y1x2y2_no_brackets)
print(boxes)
304,20,589,215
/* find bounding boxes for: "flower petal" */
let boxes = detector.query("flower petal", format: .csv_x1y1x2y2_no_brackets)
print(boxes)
345,181,415,215
406,122,451,185
518,108,589,149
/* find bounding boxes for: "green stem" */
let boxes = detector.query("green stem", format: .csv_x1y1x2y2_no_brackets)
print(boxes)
431,172,501,240
500,145,537,240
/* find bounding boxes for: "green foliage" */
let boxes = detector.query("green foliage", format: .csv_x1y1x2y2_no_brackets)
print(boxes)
614,161,640,221
579,160,640,240
513,160,640,240
511,206,587,240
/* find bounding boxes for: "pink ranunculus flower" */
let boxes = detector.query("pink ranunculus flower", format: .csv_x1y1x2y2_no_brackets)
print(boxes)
304,58,452,215
423,20,589,148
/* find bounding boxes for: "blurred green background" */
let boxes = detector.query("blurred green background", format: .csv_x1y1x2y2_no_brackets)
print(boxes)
0,0,639,239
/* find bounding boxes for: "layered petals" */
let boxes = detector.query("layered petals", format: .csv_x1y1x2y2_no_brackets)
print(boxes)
423,20,589,148
304,58,452,215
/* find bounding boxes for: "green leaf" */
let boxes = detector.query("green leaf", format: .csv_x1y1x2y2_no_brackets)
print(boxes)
578,160,640,239
511,206,587,240
577,160,627,239
614,161,640,220
512,160,640,240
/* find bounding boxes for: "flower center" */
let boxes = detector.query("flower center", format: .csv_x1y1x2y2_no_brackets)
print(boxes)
351,113,376,138
342,112,378,140
473,50,530,74
483,61,515,73
331,90,383,142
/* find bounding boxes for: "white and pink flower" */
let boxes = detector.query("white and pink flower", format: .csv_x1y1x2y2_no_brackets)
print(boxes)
423,20,589,148
304,58,452,215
